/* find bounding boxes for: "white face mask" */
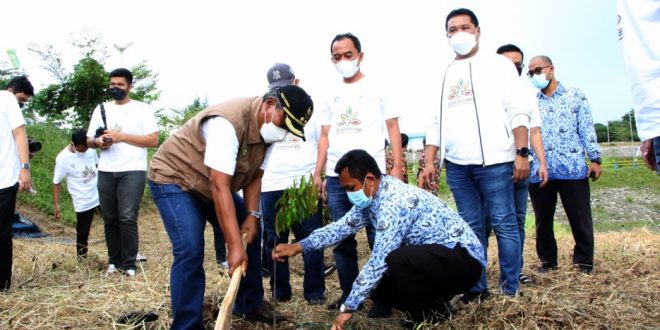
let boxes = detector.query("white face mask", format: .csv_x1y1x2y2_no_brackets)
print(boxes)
531,73,550,89
448,31,477,56
335,59,360,78
260,109,288,143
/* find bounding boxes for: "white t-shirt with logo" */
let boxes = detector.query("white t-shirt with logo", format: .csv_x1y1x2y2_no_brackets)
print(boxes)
53,146,100,212
443,60,483,165
0,90,26,189
261,113,320,192
321,76,399,176
86,100,158,172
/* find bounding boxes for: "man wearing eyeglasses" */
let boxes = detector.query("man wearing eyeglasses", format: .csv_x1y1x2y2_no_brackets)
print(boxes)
526,55,601,274
494,44,549,285
420,8,533,302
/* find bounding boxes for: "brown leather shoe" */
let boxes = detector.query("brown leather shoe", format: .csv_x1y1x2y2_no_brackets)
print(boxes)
235,301,289,324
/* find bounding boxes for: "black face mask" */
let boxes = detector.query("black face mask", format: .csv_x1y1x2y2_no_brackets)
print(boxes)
109,87,128,100
18,102,25,108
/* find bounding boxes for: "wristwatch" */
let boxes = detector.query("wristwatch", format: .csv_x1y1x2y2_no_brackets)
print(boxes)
516,147,530,158
247,210,262,220
21,163,30,170
339,304,354,313
591,158,602,165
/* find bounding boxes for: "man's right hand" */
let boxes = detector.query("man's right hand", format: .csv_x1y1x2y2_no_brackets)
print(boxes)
272,243,303,262
95,136,113,149
227,246,248,277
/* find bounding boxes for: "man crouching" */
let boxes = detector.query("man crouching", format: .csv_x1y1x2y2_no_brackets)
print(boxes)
273,149,485,328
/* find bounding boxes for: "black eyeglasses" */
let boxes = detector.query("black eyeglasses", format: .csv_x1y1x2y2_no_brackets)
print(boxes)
527,66,550,78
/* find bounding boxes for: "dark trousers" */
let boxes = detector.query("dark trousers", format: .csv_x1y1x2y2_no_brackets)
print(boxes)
75,207,96,257
0,183,18,290
371,244,482,323
98,171,146,271
529,179,594,270
261,190,325,302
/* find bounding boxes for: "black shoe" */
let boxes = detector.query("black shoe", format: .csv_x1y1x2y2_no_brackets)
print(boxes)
307,298,326,306
324,264,336,277
519,273,534,284
367,302,393,318
460,290,491,304
235,301,289,324
576,264,593,274
535,264,558,273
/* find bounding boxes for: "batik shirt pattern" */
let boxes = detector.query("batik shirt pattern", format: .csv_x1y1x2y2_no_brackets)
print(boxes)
299,175,485,310
531,83,601,182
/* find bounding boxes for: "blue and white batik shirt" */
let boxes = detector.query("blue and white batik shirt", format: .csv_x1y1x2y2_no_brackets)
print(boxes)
531,82,601,182
298,175,485,310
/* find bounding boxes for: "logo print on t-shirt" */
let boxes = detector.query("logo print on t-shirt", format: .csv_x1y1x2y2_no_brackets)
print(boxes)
447,79,473,101
337,107,361,127
82,165,97,184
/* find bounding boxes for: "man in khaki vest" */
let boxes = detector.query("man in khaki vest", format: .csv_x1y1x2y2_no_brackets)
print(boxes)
149,85,313,328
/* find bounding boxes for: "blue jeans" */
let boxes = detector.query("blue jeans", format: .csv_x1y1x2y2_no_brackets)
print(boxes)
325,176,375,299
149,181,263,330
445,161,520,295
485,177,529,272
98,171,146,270
261,190,325,302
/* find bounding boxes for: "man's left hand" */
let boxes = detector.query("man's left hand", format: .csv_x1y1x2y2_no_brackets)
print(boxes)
240,215,259,244
331,312,353,330
587,163,602,181
513,156,530,182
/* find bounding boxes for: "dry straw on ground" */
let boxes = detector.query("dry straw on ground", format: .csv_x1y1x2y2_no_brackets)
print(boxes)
1,203,657,329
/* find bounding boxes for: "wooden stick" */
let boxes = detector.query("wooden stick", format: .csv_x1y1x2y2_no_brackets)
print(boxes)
215,232,248,330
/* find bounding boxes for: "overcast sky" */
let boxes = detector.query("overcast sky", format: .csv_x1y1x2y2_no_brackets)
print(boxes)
1,0,633,134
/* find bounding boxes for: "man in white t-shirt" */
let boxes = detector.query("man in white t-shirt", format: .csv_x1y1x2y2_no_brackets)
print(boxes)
1,76,34,290
261,63,325,304
420,8,532,301
53,129,100,257
86,68,159,277
313,32,404,314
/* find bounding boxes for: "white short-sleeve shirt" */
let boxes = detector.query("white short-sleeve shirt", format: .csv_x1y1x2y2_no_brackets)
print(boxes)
53,146,100,212
86,100,158,172
0,90,26,189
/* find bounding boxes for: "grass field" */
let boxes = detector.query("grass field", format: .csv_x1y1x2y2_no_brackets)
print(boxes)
2,124,658,329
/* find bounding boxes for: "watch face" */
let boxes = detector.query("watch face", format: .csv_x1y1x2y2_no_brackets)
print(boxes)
517,148,530,157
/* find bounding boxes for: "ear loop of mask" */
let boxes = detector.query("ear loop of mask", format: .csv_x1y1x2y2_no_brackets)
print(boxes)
363,176,373,197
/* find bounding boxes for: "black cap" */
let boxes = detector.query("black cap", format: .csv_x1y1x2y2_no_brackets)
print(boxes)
275,85,313,141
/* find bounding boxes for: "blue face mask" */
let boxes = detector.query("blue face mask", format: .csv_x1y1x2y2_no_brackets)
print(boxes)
346,178,373,209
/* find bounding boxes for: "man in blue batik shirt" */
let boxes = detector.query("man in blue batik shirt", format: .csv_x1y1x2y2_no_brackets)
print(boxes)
273,149,484,328
527,55,602,274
